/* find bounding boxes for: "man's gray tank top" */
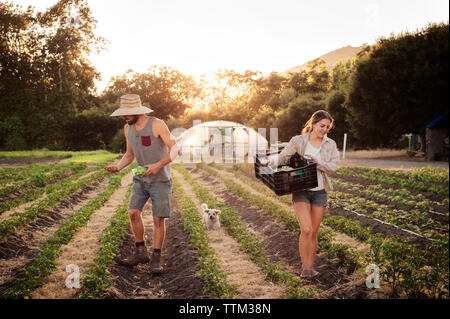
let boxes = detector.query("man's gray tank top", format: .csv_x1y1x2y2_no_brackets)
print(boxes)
128,116,171,182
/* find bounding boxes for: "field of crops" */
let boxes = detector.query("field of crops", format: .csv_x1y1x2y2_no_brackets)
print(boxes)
0,152,448,300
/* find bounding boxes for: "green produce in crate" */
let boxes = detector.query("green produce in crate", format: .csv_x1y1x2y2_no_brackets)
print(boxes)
274,166,293,172
293,169,309,177
132,166,148,176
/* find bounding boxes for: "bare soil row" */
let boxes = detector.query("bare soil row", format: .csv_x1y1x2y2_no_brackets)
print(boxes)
233,165,447,246
186,166,386,299
0,176,109,296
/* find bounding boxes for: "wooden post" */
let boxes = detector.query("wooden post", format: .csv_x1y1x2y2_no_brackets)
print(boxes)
342,133,347,159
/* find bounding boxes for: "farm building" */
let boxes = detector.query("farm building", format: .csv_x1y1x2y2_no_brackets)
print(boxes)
426,112,449,161
173,120,269,162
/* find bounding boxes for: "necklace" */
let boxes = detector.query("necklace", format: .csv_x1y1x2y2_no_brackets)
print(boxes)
134,124,142,138
134,116,149,138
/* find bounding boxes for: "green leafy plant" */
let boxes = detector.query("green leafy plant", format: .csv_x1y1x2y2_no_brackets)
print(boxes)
3,165,134,299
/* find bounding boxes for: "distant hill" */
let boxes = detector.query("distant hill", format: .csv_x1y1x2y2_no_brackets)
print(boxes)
284,45,362,74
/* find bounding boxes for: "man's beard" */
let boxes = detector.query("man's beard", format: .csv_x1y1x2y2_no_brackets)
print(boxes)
125,115,139,125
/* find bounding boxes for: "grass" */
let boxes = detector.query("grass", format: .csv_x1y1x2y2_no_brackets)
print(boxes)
60,151,120,164
343,149,407,159
0,150,121,164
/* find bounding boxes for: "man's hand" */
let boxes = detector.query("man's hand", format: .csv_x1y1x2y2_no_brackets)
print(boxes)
142,163,162,177
105,165,120,173
260,159,272,166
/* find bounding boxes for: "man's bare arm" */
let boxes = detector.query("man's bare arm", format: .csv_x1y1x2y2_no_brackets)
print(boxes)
142,119,179,176
105,125,135,172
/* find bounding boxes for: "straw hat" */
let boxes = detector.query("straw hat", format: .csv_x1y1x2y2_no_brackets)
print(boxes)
110,94,153,117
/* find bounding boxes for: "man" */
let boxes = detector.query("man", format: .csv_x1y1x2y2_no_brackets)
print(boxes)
106,94,179,273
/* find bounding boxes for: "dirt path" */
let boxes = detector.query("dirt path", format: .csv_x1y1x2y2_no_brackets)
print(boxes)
232,165,443,248
172,169,287,299
0,177,109,295
0,170,100,222
30,173,134,299
212,166,369,251
188,166,379,298
104,182,206,299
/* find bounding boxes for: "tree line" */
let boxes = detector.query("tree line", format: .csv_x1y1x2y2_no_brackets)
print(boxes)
1,0,448,152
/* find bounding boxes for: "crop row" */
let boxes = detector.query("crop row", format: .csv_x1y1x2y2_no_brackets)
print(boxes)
0,162,87,199
77,179,134,299
196,163,363,275
344,166,449,185
208,164,449,298
332,178,449,211
0,165,110,240
2,165,134,299
0,163,103,217
367,235,449,298
224,164,444,244
170,171,237,298
328,190,447,240
234,164,447,240
220,164,373,243
0,163,61,184
336,167,448,196
172,164,318,298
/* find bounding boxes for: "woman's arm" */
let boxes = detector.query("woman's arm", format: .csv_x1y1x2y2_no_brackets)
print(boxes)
316,142,339,174
267,136,300,167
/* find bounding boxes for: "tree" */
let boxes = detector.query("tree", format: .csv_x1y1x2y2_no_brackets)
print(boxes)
326,57,359,148
326,90,350,148
274,92,327,142
329,57,357,92
103,66,200,120
0,0,105,149
345,23,449,148
247,72,287,112
286,58,329,94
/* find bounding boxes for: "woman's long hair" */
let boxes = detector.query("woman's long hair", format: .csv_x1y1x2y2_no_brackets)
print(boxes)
301,110,334,134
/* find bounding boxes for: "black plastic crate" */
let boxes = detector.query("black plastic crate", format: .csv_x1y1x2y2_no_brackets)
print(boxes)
254,151,318,196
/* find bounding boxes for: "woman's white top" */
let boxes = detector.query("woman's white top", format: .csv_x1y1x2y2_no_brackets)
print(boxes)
304,141,324,191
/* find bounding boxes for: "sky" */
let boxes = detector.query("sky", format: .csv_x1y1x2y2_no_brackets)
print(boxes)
10,0,450,93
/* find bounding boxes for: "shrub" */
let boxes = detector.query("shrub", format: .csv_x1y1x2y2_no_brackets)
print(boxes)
108,128,126,154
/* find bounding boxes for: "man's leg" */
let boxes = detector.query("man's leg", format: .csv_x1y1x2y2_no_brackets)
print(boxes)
152,216,166,250
149,181,172,274
119,209,150,267
119,181,150,267
129,209,145,243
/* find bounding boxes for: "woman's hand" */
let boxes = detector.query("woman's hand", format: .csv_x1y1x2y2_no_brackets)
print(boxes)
304,155,318,163
260,159,272,166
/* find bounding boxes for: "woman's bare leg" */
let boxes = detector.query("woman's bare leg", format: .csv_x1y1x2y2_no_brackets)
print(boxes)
294,202,314,270
310,205,325,269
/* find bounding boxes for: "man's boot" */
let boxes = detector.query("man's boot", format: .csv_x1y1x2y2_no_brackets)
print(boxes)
149,251,163,274
119,245,150,267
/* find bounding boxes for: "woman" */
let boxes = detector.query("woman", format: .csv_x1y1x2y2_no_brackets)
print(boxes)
261,110,339,278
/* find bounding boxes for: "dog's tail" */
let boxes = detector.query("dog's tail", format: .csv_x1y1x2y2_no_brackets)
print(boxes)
201,203,208,211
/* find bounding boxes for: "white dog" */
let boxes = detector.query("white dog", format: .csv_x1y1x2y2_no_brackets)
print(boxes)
201,203,221,230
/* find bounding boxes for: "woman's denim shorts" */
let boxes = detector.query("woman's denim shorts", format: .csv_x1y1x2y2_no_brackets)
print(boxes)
129,176,172,217
292,189,328,207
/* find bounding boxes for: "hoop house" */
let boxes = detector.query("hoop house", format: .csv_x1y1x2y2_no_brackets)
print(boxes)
173,120,268,161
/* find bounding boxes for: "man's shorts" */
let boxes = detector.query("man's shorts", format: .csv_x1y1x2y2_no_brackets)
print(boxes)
292,189,328,207
129,176,172,217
